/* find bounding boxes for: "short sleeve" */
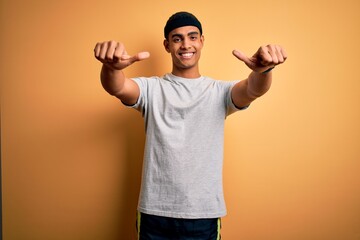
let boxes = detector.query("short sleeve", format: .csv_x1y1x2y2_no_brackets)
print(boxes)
124,77,148,115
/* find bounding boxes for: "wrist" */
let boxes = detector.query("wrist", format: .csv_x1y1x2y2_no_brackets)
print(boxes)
261,67,274,74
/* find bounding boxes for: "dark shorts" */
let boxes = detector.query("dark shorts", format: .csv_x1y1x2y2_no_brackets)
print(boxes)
136,212,221,240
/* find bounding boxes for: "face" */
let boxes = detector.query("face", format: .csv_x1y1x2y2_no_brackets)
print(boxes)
163,26,204,73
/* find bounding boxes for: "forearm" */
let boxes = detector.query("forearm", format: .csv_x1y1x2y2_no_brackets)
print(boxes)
100,64,126,96
246,70,272,99
231,70,272,109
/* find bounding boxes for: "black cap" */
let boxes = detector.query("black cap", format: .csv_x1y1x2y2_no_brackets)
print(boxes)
164,11,202,39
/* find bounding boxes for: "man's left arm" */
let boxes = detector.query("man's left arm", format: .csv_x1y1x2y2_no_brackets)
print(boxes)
231,44,287,109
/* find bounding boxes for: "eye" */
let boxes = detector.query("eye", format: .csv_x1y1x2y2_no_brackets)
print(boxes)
190,36,198,41
173,37,182,43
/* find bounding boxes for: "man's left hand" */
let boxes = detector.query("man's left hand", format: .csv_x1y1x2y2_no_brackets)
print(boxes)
232,44,287,73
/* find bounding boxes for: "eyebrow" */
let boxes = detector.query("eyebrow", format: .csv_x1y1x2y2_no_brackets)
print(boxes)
171,31,199,39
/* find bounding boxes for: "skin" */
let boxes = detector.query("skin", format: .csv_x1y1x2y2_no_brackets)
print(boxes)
94,26,287,108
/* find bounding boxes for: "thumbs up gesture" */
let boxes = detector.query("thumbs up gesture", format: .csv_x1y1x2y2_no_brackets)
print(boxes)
232,44,287,73
94,41,150,70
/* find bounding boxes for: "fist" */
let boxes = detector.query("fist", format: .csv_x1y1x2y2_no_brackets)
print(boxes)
94,41,150,70
233,44,287,73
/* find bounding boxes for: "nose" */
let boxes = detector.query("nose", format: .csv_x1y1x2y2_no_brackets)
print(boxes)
181,38,191,49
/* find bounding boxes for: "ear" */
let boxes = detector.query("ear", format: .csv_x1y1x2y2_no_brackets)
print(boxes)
163,39,170,53
200,35,205,45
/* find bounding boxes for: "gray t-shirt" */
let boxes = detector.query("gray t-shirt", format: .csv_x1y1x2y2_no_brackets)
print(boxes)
130,73,242,219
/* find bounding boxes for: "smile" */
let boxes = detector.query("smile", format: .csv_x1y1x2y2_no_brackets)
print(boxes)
179,52,194,59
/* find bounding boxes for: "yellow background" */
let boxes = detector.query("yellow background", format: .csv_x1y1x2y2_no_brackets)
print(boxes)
1,0,360,239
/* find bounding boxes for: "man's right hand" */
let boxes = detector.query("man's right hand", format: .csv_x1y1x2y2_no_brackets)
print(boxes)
94,41,150,70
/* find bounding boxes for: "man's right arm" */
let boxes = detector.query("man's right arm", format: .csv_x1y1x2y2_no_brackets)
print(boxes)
94,41,150,106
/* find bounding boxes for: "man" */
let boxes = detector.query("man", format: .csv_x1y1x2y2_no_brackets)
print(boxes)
94,11,286,240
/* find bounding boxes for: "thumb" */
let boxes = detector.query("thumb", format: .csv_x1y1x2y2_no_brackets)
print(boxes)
121,51,150,64
232,49,251,65
136,51,151,61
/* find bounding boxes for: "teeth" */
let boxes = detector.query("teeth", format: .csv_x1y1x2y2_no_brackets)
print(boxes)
180,53,193,58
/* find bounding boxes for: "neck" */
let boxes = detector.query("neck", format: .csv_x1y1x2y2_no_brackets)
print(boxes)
171,66,201,79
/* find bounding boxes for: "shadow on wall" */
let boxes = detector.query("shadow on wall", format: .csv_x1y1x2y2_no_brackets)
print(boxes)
93,41,165,240
116,109,145,240
112,41,164,239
